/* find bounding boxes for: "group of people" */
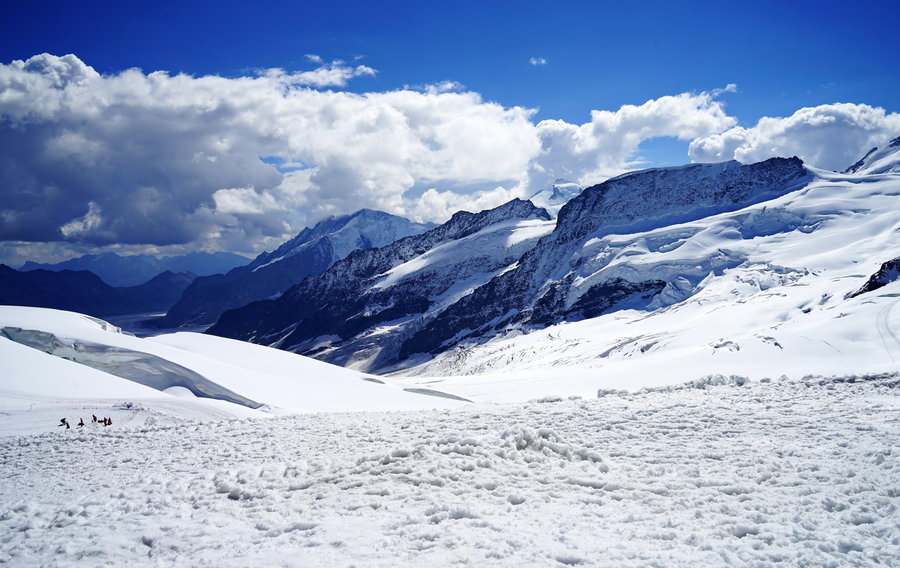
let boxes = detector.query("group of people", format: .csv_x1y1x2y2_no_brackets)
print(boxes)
58,415,112,429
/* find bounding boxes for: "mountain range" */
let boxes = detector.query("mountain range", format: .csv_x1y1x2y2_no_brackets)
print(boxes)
21,252,248,287
208,199,552,369
208,137,900,380
153,209,434,328
0,266,195,317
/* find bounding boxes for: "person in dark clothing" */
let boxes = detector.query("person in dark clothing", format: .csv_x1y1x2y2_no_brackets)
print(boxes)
78,418,85,427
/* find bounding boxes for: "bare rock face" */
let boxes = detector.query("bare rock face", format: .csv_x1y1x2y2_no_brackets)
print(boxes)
847,257,900,299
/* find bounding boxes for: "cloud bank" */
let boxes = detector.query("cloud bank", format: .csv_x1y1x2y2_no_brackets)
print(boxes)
1,54,895,259
689,103,900,171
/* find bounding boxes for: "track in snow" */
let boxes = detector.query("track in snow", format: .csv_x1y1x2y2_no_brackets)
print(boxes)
876,297,900,363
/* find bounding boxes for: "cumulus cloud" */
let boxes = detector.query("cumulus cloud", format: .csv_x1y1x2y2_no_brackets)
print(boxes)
527,89,738,192
0,53,749,260
530,57,547,66
689,103,900,171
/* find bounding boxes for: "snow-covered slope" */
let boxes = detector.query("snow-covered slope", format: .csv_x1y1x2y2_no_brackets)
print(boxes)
157,209,433,328
391,150,900,400
401,157,813,358
249,208,435,273
844,135,900,175
209,199,552,372
0,306,466,436
210,152,900,389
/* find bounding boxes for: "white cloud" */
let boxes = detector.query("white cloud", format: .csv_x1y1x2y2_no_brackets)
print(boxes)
265,62,376,87
60,201,104,238
529,57,547,66
410,185,523,223
689,103,900,171
527,89,738,192
212,188,284,215
305,54,323,64
0,54,750,259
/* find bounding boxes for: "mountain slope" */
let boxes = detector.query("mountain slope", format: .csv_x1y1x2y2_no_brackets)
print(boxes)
389,147,900,396
155,209,433,328
843,135,900,174
402,157,812,358
208,199,552,369
21,252,248,287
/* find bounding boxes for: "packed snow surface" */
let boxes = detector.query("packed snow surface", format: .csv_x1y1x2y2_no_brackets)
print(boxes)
0,376,896,566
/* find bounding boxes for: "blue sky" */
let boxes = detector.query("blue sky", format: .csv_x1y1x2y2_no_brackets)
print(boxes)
1,0,898,264
6,1,897,124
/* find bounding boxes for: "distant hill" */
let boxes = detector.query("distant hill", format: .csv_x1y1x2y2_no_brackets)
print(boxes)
0,265,195,317
21,252,249,287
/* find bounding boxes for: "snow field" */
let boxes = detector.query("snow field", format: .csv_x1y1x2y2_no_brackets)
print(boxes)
0,307,466,427
1,375,896,567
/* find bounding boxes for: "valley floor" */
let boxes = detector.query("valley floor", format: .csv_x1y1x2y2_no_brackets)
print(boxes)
1,375,897,567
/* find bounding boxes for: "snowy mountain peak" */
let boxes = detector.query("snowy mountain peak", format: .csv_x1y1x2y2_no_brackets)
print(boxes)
156,209,433,328
843,136,900,175
250,209,433,271
528,180,582,216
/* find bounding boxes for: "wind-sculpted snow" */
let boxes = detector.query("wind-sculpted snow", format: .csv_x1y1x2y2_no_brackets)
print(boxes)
1,377,896,566
208,199,552,370
0,306,466,421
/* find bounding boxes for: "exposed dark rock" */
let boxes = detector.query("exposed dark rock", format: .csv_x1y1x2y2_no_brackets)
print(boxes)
847,257,900,298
